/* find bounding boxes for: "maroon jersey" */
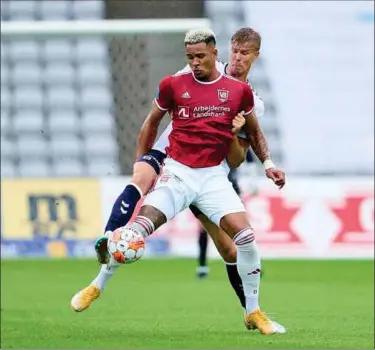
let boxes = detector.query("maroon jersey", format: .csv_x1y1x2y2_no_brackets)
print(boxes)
154,71,254,168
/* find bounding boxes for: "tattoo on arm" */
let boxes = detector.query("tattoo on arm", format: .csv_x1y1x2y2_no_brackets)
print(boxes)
244,113,271,163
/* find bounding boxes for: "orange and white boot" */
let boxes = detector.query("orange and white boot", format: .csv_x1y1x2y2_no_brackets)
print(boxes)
244,309,286,334
71,285,100,312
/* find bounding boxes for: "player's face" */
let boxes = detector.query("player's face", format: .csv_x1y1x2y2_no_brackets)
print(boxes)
229,41,259,77
185,42,217,80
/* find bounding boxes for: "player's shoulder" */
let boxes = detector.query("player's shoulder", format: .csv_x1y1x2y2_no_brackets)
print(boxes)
223,74,251,91
159,72,191,87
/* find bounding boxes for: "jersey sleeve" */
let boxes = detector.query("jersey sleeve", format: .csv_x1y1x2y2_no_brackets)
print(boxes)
240,84,255,116
154,75,173,111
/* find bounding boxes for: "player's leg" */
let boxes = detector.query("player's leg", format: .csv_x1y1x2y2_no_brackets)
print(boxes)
191,205,245,308
104,149,165,234
71,150,165,311
126,161,195,238
194,173,285,334
71,159,194,312
197,228,209,278
95,149,166,264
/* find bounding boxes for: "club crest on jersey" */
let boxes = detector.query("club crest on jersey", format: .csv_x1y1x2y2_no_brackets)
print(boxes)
217,89,229,102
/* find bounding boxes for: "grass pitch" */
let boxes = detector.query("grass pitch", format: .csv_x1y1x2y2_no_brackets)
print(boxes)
1,258,374,348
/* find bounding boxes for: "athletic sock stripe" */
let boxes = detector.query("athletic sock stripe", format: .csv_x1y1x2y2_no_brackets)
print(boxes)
137,216,154,233
233,228,249,242
135,216,153,235
134,219,151,236
134,218,151,235
235,237,254,246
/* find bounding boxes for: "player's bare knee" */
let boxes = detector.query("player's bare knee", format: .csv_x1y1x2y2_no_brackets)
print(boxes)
220,245,237,263
220,212,251,238
132,163,157,194
138,205,167,230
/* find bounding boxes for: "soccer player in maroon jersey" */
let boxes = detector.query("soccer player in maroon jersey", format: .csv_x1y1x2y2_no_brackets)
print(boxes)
126,29,285,334
72,28,283,333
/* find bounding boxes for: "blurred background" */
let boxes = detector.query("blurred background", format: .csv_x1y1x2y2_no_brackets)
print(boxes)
1,0,374,260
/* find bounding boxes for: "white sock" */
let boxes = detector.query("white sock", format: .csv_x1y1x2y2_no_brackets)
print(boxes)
91,260,121,292
233,228,261,314
129,215,155,238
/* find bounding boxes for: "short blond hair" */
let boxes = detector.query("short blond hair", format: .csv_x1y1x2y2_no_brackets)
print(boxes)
184,28,216,46
231,27,261,51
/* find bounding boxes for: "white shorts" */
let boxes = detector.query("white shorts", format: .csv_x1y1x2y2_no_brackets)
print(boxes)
142,157,246,227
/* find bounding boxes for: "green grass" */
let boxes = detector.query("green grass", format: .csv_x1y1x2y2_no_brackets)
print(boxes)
1,259,374,349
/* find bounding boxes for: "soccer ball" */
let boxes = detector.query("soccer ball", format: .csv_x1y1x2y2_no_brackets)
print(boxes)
107,227,145,264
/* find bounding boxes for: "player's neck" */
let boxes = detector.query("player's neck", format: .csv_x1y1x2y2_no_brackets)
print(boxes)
227,66,251,83
197,69,221,82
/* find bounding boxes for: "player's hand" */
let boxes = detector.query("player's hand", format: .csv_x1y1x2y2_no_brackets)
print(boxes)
265,168,286,189
232,112,246,135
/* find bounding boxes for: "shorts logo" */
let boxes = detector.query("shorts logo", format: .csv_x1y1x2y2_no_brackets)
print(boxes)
217,89,229,102
160,174,171,183
177,106,190,119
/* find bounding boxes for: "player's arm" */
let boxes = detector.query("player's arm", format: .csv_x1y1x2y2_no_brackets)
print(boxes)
136,76,173,158
240,84,286,188
136,103,166,158
242,109,271,164
226,113,251,168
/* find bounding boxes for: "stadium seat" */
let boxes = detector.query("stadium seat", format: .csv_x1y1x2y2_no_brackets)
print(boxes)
1,159,17,177
16,136,49,157
1,63,9,86
19,159,51,177
39,0,71,20
12,62,43,85
76,62,110,86
1,112,10,134
1,42,8,62
1,87,11,110
83,134,117,156
13,110,44,133
1,137,15,158
1,1,120,178
13,86,44,109
79,86,112,110
9,40,40,62
87,158,119,177
48,110,80,134
43,39,73,62
0,1,8,20
43,62,76,86
50,135,82,158
46,86,77,110
81,110,114,133
53,157,85,177
75,38,108,62
72,0,103,19
8,0,37,19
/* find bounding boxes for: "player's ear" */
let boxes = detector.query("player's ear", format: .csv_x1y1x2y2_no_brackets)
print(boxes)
213,47,218,57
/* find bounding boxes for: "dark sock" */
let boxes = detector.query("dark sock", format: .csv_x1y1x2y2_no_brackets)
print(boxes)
225,263,246,309
198,229,208,267
104,183,142,232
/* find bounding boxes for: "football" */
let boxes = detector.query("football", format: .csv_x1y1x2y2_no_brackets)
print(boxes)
107,227,146,264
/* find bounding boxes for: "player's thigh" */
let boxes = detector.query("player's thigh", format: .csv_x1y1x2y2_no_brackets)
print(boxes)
142,169,191,221
132,162,157,195
193,174,246,231
197,213,237,263
134,149,166,194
